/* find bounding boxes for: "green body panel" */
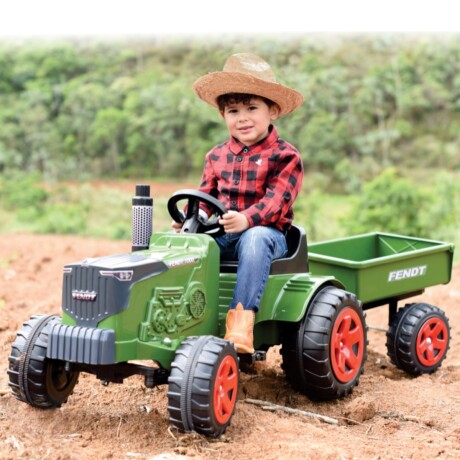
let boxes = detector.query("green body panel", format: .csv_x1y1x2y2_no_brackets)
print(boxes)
217,272,343,349
57,229,454,371
309,233,454,304
96,232,221,369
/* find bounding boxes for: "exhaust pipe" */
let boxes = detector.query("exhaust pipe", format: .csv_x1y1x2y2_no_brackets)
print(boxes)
132,184,153,252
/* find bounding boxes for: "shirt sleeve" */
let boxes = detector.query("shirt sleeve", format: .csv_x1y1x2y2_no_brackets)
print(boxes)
241,149,303,228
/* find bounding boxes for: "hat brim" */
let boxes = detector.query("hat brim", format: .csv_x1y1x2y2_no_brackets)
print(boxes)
192,71,304,117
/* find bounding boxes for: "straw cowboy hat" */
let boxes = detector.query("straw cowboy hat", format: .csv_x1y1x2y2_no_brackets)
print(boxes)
192,53,304,116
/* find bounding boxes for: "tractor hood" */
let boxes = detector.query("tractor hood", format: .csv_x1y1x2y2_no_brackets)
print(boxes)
62,253,168,327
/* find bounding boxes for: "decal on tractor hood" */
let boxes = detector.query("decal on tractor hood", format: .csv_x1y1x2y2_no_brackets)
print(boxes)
166,257,199,268
388,265,427,282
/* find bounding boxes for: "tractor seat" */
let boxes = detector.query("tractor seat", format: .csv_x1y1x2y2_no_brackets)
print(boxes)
219,224,309,275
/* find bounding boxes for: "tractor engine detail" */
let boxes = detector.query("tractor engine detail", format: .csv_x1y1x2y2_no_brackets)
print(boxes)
140,284,208,340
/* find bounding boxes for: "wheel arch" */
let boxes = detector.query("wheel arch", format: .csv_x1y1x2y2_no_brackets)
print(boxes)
270,274,345,323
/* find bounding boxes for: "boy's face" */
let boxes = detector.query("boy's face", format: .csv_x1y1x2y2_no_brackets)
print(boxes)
221,97,280,146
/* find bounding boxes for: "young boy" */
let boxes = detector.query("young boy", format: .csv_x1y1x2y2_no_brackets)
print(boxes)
173,53,304,353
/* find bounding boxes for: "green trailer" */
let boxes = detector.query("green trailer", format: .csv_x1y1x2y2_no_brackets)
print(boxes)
7,188,455,437
309,232,454,376
309,232,454,308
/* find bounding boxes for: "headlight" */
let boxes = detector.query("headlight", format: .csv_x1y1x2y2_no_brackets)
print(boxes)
99,270,134,281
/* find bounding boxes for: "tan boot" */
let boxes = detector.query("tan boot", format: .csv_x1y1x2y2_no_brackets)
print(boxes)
224,303,255,354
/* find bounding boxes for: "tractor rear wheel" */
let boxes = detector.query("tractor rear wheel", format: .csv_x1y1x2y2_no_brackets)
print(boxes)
281,286,367,400
167,336,239,437
7,314,79,408
386,303,450,375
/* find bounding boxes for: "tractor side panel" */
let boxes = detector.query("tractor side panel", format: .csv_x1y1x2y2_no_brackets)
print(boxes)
252,274,344,349
94,234,221,368
218,273,344,349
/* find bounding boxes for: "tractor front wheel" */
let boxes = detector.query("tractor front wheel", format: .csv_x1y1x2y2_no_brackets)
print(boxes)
386,303,450,375
281,286,367,400
7,314,79,408
167,336,239,437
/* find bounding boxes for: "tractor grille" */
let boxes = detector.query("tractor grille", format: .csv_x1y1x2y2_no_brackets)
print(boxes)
62,266,129,327
61,253,168,327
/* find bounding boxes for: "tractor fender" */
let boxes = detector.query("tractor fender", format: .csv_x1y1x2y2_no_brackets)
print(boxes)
270,274,345,323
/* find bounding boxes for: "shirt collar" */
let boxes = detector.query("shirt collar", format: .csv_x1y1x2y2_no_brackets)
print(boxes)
229,124,279,155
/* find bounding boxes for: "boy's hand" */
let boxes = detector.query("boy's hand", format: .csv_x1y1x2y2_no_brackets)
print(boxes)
219,211,250,233
171,220,183,233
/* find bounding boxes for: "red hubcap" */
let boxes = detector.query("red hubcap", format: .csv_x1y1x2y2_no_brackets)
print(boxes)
416,317,448,367
213,355,238,424
331,307,365,383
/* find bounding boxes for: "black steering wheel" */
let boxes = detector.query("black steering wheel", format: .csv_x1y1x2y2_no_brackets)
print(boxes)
168,189,227,237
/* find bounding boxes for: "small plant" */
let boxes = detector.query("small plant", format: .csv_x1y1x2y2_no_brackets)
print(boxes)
0,172,48,213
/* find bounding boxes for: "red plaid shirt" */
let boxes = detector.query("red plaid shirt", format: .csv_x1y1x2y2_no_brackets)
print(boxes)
199,125,303,232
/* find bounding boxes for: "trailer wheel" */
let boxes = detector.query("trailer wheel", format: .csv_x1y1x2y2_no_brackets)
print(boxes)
281,286,367,400
167,336,239,437
386,303,450,375
7,314,79,408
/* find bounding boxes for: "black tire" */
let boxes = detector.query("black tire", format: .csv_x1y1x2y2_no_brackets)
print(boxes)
281,286,367,400
386,303,451,375
7,314,79,408
167,336,239,437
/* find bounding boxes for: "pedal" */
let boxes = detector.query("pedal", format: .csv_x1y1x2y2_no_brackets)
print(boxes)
238,350,267,365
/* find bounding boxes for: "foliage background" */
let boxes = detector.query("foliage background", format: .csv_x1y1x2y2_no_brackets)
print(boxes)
0,34,459,251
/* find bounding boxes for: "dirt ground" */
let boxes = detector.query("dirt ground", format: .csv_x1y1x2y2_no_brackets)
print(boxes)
0,233,459,460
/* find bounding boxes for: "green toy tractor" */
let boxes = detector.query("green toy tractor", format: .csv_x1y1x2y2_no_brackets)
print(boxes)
7,185,453,437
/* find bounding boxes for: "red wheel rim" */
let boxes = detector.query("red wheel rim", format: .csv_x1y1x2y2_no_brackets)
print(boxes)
416,317,448,367
330,307,365,383
213,355,238,425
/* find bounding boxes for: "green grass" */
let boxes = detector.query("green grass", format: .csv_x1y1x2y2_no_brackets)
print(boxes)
0,177,458,262
294,190,354,243
0,179,193,240
0,178,353,242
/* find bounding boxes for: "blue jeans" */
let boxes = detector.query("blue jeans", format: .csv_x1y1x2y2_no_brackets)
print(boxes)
216,226,287,312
